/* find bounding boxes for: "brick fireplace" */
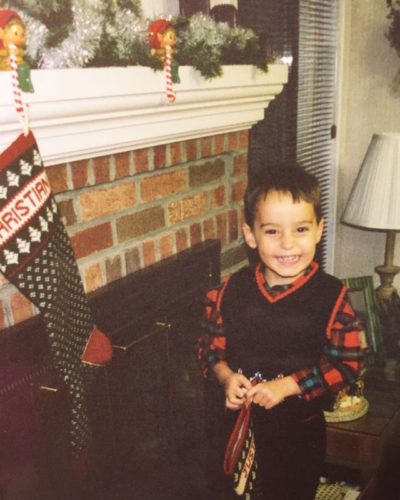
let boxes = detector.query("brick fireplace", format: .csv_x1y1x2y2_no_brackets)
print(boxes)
0,63,288,329
0,130,248,327
0,63,288,499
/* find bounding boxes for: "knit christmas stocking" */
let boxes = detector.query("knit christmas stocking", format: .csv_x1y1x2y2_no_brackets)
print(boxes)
0,131,113,461
224,403,258,498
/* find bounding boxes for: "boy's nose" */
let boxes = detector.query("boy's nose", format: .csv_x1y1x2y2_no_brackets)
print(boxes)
281,233,294,249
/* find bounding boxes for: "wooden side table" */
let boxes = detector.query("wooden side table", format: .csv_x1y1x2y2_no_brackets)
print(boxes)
325,369,400,496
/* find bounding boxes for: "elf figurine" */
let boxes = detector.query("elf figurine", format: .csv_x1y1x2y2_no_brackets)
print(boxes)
148,18,180,102
0,9,34,92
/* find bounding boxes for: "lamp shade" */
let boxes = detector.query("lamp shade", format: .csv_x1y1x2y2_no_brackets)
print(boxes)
210,0,238,7
342,133,400,230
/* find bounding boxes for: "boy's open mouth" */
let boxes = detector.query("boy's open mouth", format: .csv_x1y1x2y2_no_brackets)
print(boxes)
276,255,300,263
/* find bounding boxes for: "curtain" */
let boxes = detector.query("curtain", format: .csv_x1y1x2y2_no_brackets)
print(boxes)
241,0,338,270
297,0,338,269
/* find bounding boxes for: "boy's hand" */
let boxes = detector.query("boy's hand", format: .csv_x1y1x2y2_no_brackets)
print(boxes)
246,376,301,410
223,372,253,410
212,362,252,410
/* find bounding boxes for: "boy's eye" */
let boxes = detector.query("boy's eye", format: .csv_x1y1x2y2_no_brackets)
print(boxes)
264,229,278,235
297,226,309,233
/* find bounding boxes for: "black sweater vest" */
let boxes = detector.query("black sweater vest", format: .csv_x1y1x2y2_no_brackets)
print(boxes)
220,265,344,380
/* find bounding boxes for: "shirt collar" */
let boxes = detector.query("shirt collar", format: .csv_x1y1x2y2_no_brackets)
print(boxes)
255,262,319,303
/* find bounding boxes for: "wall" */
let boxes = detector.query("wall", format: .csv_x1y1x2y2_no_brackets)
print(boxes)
0,131,249,329
141,0,179,17
335,0,400,282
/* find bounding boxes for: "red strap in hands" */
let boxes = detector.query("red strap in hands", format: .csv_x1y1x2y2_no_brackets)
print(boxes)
223,402,252,476
223,373,263,476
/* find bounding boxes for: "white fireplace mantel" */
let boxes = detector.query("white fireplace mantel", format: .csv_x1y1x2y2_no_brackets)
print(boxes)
0,64,288,166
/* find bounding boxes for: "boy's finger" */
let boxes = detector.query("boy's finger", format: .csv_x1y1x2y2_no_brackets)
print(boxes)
238,375,252,389
245,386,256,399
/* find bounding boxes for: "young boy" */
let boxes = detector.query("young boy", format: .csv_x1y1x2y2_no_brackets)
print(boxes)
197,165,364,499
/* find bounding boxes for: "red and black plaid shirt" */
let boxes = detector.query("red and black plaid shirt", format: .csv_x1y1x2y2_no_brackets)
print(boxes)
197,263,365,402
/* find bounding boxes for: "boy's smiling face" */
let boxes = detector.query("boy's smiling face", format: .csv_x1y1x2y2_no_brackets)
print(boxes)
243,190,324,287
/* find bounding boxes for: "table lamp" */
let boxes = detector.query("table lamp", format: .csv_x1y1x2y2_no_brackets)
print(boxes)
342,132,400,355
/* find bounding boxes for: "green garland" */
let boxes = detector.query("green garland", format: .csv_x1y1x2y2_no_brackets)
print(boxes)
7,0,269,79
176,15,268,79
387,0,400,58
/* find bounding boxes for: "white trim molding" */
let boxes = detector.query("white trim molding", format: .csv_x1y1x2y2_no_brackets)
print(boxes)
0,64,288,165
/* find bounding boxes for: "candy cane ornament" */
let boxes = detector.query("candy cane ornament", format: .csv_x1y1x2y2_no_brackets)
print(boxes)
9,44,29,135
148,19,178,104
164,45,176,103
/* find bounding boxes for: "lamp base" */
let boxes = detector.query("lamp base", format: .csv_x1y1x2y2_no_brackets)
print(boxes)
374,264,400,359
375,264,400,301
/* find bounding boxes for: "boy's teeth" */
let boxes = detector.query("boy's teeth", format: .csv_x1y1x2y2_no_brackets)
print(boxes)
278,256,299,263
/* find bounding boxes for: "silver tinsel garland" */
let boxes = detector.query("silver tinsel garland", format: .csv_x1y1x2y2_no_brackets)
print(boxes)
39,0,104,69
11,0,146,69
21,13,48,63
180,13,226,63
8,0,265,75
106,9,148,62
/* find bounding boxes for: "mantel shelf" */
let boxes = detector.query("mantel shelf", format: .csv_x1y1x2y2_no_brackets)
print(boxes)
0,64,288,166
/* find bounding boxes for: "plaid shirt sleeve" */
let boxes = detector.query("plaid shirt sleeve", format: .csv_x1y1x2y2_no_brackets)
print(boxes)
292,287,365,401
196,278,230,379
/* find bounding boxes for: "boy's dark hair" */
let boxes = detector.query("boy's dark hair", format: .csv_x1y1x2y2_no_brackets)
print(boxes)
244,164,322,227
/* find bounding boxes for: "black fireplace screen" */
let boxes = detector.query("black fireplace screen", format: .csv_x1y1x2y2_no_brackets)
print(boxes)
0,239,222,500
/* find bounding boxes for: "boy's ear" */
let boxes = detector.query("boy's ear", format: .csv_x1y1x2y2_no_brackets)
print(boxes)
316,218,324,243
242,223,257,249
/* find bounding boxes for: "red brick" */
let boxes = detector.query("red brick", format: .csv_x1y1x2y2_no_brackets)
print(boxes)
105,255,122,283
238,130,249,149
116,206,165,242
232,180,246,202
154,144,167,169
169,142,182,166
212,185,226,208
83,263,103,292
220,245,247,274
168,193,208,224
227,132,238,151
200,136,212,158
125,246,141,274
93,156,111,184
203,218,216,240
233,153,248,177
58,199,77,226
135,148,149,173
239,208,245,227
214,134,225,155
140,171,186,202
79,183,136,221
159,234,174,259
143,240,156,267
186,139,198,162
114,152,131,179
190,223,202,246
46,164,68,194
10,292,35,324
229,209,239,242
70,223,113,259
175,228,188,253
71,159,90,189
189,159,225,187
216,213,228,245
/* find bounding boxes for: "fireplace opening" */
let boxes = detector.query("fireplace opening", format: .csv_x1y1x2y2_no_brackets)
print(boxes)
0,239,225,500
